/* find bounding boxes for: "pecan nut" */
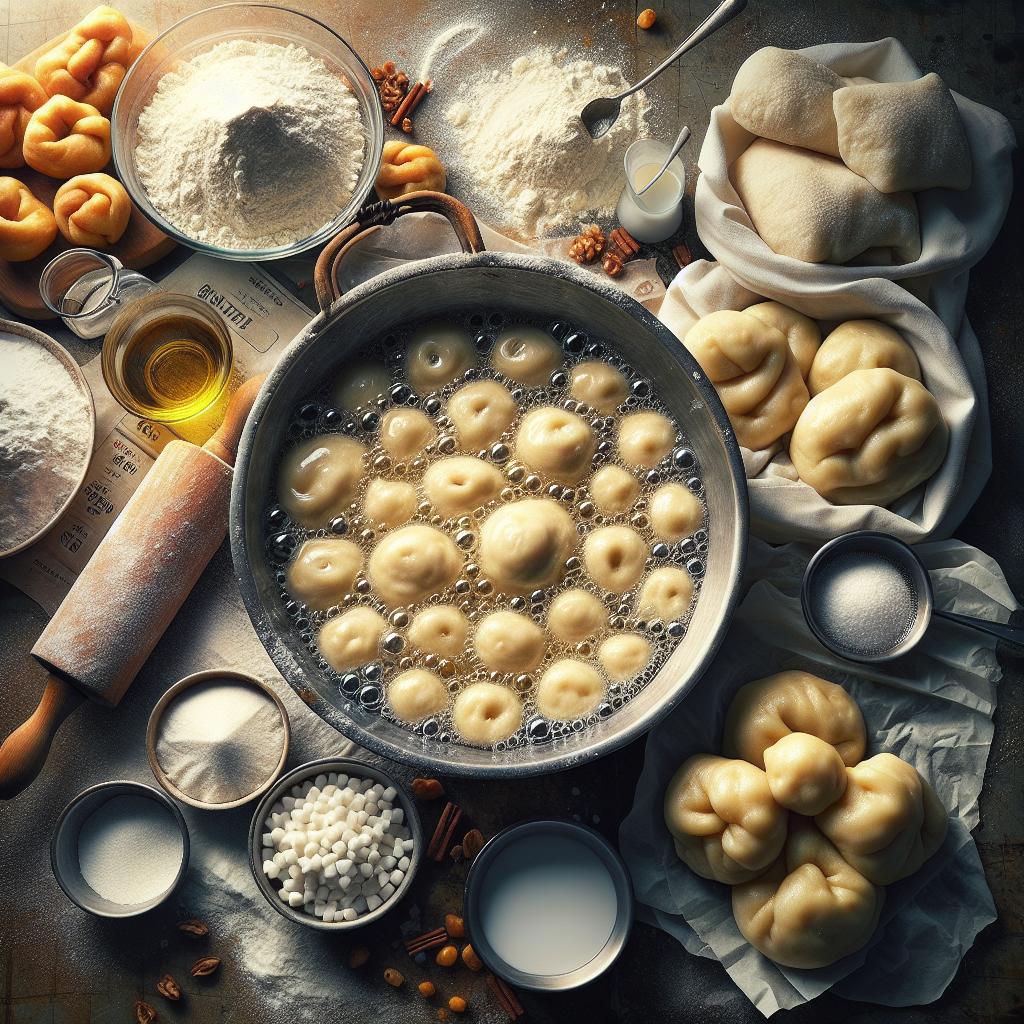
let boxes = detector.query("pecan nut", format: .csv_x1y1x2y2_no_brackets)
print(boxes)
602,252,625,278
177,918,209,937
672,242,693,269
134,1000,158,1024
461,828,485,862
156,974,181,1001
190,956,221,977
411,777,445,800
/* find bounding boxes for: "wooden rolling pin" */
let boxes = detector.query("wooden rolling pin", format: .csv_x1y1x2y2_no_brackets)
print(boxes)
0,376,264,799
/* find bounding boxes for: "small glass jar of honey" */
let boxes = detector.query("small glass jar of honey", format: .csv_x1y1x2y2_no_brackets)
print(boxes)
101,293,233,423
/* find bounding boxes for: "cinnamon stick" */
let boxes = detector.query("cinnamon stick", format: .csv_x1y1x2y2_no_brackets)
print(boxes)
427,801,463,861
390,81,425,127
486,973,525,1019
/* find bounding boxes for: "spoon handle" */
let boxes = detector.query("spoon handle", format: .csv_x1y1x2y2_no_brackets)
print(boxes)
619,0,748,100
633,125,691,196
933,608,1024,650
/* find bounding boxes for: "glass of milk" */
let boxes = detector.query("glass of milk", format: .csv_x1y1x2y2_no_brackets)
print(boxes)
615,139,685,244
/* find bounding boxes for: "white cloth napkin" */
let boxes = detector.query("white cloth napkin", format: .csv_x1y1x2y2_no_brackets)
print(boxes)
619,537,1016,1016
658,37,1016,544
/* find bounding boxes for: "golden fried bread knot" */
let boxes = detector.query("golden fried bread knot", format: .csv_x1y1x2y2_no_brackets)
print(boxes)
54,172,130,246
23,95,111,178
0,177,57,262
375,140,446,200
0,66,48,168
35,5,133,116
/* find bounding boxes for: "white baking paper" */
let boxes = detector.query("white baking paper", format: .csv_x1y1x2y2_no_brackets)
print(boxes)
619,536,1015,1016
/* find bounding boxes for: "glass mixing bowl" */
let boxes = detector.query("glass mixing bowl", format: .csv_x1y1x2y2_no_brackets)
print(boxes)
111,3,384,261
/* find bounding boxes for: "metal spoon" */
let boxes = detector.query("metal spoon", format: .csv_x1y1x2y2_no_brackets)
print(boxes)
632,125,691,199
801,531,1024,664
580,0,748,139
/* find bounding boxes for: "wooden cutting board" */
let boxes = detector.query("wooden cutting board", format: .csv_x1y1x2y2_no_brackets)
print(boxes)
0,22,176,321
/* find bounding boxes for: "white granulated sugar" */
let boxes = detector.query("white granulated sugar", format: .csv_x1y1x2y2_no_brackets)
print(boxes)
0,337,91,550
135,39,366,250
155,678,285,805
813,553,917,656
77,794,183,905
444,47,650,237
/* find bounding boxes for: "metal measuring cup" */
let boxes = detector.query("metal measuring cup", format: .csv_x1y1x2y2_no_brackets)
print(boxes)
801,531,1024,663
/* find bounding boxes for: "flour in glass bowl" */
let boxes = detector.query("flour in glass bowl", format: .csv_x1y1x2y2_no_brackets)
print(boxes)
134,39,366,250
444,47,650,237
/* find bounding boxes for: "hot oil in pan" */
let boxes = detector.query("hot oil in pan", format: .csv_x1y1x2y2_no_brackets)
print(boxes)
263,311,711,751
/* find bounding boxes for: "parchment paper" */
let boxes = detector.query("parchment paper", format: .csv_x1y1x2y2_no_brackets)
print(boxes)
619,537,1015,1016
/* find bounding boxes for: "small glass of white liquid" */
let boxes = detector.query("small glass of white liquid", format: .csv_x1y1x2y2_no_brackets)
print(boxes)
615,138,685,244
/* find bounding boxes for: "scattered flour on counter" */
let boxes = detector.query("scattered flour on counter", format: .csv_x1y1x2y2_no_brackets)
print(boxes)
135,39,366,250
0,337,91,551
444,47,650,237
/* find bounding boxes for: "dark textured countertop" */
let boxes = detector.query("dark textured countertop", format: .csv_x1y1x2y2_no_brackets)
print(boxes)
1,1,1021,1022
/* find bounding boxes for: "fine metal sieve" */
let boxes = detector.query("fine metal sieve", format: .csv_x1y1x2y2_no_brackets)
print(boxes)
229,193,748,778
802,531,1024,662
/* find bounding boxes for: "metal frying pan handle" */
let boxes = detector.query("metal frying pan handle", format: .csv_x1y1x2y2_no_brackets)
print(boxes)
313,191,487,312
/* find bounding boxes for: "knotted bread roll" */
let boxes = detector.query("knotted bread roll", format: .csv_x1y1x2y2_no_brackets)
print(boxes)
54,171,130,246
375,140,446,200
743,301,821,380
790,367,948,506
0,176,57,261
23,95,110,178
35,5,133,116
0,66,48,168
807,320,921,396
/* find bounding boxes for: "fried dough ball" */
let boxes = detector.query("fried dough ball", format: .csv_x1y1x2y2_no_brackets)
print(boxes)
318,607,387,672
583,526,648,592
547,588,608,644
333,360,390,412
636,566,694,622
23,95,110,178
407,604,469,659
617,411,675,468
362,478,417,531
35,5,133,116
53,172,130,247
589,465,639,515
649,482,702,543
387,669,448,723
536,659,605,720
569,360,629,413
491,326,562,386
473,611,545,673
0,177,56,261
0,66,48,168
423,456,503,517
597,633,651,681
453,682,522,745
515,405,596,484
367,524,462,607
379,407,436,461
446,380,517,451
277,435,365,529
407,323,476,394
375,140,445,200
478,499,577,595
285,538,362,611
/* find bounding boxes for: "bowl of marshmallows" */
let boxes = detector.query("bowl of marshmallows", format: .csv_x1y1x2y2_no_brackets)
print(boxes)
249,757,422,929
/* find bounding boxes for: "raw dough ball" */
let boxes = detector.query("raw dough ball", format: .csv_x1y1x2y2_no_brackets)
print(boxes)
387,668,448,723
375,140,446,200
583,526,648,592
617,411,675,468
407,323,476,394
515,406,596,484
363,478,417,531
407,604,469,659
649,483,702,543
0,177,57,261
536,659,605,720
286,538,362,611
790,367,948,506
547,589,608,644
54,172,130,247
763,732,847,816
722,670,866,769
598,633,651,681
367,524,462,606
318,606,387,672
453,682,523,745
569,361,629,414
278,435,365,529
664,754,787,885
637,566,694,622
732,139,921,265
423,456,503,517
333,361,390,412
834,73,972,193
744,301,821,380
730,47,842,157
447,380,517,451
815,752,949,885
683,309,809,450
379,407,437,461
23,95,110,178
589,465,639,515
478,499,577,594
807,320,921,396
731,818,882,969
491,326,562,386
0,67,48,168
473,611,544,673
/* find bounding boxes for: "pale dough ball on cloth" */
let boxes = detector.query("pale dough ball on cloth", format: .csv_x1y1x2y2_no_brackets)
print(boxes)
743,301,821,380
807,319,921,396
762,731,847,816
